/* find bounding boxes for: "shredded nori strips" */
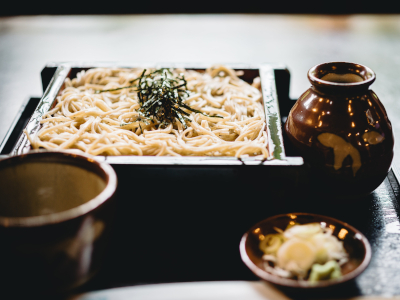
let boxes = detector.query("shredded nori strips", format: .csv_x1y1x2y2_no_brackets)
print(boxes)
96,68,220,129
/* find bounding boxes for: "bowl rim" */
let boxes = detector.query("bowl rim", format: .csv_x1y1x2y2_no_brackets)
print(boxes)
307,61,376,89
0,150,117,227
239,212,372,289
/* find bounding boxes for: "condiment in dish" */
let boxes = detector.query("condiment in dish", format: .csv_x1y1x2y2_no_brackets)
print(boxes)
240,213,371,292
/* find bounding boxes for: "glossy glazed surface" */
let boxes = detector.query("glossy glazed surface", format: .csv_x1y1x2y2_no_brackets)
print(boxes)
285,62,394,197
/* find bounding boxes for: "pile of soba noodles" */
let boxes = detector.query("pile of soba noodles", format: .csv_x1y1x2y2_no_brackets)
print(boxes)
26,65,268,157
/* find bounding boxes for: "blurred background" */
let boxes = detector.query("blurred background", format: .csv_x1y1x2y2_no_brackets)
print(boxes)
1,4,400,168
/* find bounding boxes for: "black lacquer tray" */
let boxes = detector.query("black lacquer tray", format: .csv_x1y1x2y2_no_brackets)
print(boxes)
12,63,299,163
1,65,400,298
2,63,309,208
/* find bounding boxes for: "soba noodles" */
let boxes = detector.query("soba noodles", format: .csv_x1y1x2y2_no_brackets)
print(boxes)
26,65,268,157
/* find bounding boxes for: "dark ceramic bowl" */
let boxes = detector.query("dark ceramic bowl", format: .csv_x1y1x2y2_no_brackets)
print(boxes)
0,151,117,296
240,213,371,291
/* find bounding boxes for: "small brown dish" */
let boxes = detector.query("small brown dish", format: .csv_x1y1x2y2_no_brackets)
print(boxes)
240,213,371,293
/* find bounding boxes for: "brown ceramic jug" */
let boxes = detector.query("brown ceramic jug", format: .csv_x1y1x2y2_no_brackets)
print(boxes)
285,62,394,198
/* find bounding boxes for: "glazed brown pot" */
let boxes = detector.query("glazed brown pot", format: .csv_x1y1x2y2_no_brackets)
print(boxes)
285,62,394,198
0,151,117,296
